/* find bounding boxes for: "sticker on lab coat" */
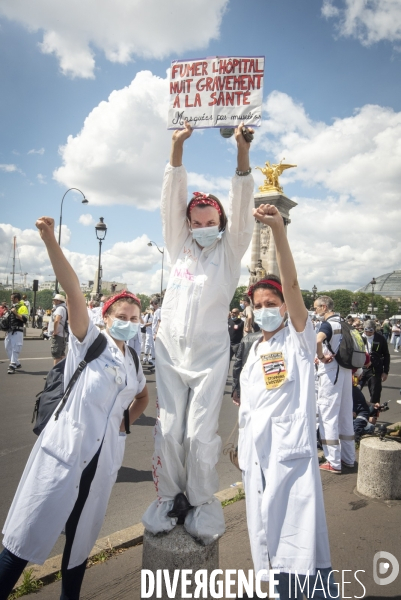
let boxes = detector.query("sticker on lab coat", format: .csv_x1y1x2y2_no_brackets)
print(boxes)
260,351,287,389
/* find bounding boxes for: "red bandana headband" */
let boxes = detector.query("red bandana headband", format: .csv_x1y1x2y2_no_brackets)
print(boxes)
102,291,141,317
247,278,283,298
189,192,222,216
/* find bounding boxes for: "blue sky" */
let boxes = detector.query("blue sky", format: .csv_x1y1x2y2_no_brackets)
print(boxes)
1,0,400,294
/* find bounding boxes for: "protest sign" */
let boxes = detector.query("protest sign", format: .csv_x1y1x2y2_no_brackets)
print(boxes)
167,56,264,130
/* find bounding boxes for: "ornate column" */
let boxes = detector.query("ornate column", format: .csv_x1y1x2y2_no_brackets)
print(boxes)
250,191,297,280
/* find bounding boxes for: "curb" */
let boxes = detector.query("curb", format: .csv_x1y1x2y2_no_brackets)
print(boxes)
15,484,244,588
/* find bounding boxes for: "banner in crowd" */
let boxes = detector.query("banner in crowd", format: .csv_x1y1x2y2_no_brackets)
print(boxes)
167,56,264,130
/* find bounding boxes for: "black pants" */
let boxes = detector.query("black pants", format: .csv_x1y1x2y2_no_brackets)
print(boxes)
359,368,382,404
0,445,101,600
230,343,240,361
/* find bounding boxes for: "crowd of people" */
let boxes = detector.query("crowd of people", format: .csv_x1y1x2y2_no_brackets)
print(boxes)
0,121,397,600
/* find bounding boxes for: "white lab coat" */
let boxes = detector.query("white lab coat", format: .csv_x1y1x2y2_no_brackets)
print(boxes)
2,320,146,568
238,319,331,578
143,164,254,543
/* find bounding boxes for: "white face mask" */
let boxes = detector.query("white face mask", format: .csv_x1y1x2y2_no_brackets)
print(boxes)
254,305,285,332
190,225,221,248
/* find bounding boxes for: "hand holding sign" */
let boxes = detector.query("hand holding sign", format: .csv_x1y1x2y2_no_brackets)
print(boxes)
172,120,193,144
235,123,254,148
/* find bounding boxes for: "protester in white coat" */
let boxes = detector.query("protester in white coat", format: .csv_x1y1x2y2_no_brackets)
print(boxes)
0,216,149,600
315,296,355,474
142,121,254,545
238,204,338,599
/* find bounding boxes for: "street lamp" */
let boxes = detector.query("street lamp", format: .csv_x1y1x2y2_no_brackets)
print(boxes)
370,277,376,315
312,285,317,300
55,188,88,293
95,217,107,299
147,241,165,299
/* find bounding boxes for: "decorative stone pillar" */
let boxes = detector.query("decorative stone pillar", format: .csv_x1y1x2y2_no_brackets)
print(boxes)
142,526,219,600
250,192,297,279
357,437,401,500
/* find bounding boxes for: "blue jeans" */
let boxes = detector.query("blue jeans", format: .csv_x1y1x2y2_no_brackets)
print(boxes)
275,567,341,599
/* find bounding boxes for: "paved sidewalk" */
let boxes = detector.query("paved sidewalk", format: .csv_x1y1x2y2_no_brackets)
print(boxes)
0,326,44,341
25,465,401,599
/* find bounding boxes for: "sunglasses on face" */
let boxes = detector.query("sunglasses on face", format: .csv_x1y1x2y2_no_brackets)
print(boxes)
364,329,374,333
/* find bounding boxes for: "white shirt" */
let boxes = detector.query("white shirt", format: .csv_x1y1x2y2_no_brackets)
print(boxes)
317,314,342,374
152,307,161,335
50,304,67,337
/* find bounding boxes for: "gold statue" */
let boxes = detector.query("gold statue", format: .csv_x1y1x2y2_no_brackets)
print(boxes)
255,158,297,193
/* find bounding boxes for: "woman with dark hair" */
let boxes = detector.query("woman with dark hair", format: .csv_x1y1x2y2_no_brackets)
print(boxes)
0,216,149,600
238,204,338,599
143,121,255,544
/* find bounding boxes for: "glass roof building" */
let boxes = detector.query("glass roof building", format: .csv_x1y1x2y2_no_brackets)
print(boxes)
356,270,401,300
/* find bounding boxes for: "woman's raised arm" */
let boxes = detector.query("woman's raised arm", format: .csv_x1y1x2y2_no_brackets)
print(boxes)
36,217,89,341
170,121,193,167
253,204,307,332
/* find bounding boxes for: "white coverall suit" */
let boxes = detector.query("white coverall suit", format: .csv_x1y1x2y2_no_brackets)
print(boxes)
142,164,254,543
317,315,355,470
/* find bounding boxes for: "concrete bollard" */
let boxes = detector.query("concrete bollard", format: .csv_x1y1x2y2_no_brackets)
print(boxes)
142,526,219,600
357,437,401,500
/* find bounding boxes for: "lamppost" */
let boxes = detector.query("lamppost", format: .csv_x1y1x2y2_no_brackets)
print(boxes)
55,188,89,293
95,217,107,299
312,285,317,300
384,304,388,320
370,277,376,315
147,241,164,299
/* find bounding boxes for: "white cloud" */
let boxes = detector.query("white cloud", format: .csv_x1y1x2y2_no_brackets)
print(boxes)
37,174,47,184
0,224,167,295
0,0,228,79
322,0,401,46
78,214,95,226
0,164,18,173
251,91,401,290
28,148,45,155
53,71,235,210
54,70,170,209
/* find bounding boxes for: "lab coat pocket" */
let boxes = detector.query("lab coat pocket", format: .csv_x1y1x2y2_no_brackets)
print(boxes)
41,411,84,467
271,411,313,462
111,433,126,478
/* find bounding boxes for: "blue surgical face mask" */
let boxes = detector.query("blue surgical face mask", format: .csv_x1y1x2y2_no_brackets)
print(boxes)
108,318,139,341
254,305,285,332
240,303,245,309
190,225,221,248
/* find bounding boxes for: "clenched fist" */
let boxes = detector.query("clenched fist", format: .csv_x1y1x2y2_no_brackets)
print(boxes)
36,216,56,243
253,204,284,232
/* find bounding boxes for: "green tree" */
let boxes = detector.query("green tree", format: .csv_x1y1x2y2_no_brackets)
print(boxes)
230,286,247,310
136,293,151,312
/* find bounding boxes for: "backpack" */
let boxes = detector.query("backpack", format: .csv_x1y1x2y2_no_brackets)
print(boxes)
325,316,366,370
32,334,140,436
0,310,11,332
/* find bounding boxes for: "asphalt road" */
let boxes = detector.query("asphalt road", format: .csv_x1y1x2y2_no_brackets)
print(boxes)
0,338,241,558
1,338,401,562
